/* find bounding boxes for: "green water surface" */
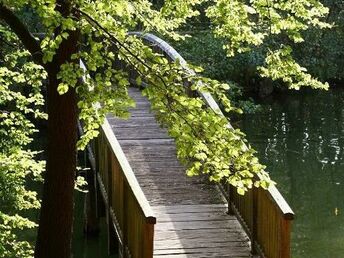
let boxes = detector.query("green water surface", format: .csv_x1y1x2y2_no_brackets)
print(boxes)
240,89,344,258
72,191,117,258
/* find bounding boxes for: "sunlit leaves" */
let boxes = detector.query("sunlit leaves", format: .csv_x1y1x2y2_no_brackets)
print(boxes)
207,0,266,56
259,46,329,89
0,25,45,257
0,212,37,258
206,0,331,89
121,43,272,194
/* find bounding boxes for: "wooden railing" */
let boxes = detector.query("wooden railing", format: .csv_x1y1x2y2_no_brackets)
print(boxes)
227,183,293,257
80,62,156,258
129,32,294,258
95,120,156,258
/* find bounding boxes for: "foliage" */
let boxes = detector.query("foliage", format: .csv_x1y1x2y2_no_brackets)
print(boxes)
0,25,45,257
177,0,343,85
0,0,330,184
206,0,330,90
174,31,263,112
174,32,261,82
259,46,328,90
138,58,270,192
17,6,44,33
226,82,262,114
295,0,344,82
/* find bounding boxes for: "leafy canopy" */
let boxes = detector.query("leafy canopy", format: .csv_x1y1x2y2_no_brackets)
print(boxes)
207,0,331,90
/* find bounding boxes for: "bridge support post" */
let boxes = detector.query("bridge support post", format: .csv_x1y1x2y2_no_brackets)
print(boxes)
227,185,235,215
83,148,100,236
94,138,106,218
106,210,119,255
251,187,258,255
106,147,120,255
83,169,100,235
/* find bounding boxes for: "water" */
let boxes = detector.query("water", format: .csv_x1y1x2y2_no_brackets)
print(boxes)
72,192,117,258
240,89,344,257
72,152,117,258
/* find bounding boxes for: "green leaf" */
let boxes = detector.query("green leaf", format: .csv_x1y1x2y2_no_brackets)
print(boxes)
57,83,69,95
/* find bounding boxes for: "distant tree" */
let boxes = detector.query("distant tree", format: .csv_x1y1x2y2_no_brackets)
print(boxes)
0,0,330,257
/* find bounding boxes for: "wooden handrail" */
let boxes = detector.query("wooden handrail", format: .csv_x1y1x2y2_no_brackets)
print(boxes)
101,119,156,223
79,60,156,257
267,185,294,220
129,32,294,258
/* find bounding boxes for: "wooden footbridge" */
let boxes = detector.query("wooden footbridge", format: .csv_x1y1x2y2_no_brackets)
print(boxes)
83,33,294,258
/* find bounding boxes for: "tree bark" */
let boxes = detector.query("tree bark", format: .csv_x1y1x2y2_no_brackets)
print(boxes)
35,54,78,257
35,56,79,256
35,71,77,258
35,2,80,257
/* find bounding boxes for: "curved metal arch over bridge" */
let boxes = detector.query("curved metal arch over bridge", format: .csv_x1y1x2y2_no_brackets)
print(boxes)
83,33,294,258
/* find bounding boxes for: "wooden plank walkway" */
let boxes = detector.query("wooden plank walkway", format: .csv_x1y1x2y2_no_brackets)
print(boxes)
107,87,254,257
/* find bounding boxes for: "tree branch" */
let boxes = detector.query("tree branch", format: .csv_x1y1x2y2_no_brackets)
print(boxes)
0,4,43,66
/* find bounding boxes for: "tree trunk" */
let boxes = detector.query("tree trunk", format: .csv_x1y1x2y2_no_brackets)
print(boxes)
35,74,77,258
0,3,79,257
35,9,79,256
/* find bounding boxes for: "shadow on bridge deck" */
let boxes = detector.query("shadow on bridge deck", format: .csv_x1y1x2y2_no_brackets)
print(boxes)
107,87,254,257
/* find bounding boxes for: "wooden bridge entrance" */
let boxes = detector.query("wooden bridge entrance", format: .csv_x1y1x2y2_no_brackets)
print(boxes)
83,33,294,258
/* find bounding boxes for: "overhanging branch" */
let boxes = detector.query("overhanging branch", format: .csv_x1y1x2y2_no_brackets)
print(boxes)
0,4,43,66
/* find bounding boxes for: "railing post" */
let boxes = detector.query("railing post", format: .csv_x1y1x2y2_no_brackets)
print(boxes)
107,213,118,255
142,222,155,258
227,184,235,215
279,218,291,258
95,136,106,218
251,187,258,255
94,137,100,174
83,155,100,235
106,146,119,255
122,181,129,258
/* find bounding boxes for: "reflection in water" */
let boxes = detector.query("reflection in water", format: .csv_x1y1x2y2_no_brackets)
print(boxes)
240,89,344,258
72,192,117,258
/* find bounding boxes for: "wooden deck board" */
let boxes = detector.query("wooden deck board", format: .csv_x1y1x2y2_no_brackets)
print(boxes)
107,87,254,257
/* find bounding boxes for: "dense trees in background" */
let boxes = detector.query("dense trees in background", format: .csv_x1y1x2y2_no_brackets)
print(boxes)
298,0,344,83
175,1,343,98
0,0,334,257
